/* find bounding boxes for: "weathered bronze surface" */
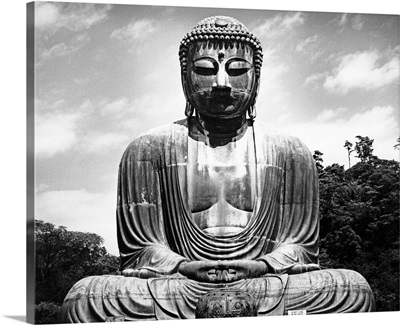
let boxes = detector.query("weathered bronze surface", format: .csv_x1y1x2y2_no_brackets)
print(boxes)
61,16,376,322
195,288,256,318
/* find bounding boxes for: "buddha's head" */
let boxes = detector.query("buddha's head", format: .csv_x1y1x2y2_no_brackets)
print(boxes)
179,16,263,120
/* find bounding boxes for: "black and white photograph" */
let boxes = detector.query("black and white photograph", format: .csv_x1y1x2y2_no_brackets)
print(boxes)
1,1,399,325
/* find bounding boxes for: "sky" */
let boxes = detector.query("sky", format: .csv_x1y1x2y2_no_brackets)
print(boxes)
33,1,399,256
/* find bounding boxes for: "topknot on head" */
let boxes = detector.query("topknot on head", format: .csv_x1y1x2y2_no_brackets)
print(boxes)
186,16,250,34
179,16,263,78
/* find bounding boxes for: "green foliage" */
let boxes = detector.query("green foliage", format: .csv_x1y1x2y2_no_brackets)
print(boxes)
316,141,399,311
35,220,120,323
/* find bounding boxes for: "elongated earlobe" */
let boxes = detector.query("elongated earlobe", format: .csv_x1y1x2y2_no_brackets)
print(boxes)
248,78,260,120
248,105,256,120
181,73,194,117
185,101,194,117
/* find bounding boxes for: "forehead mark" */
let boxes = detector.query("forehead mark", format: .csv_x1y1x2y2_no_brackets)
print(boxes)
218,50,225,62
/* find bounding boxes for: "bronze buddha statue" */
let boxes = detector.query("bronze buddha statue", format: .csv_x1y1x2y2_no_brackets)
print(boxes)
61,16,375,322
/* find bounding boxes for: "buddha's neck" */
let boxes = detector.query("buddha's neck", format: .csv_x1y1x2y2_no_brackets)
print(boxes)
195,113,248,139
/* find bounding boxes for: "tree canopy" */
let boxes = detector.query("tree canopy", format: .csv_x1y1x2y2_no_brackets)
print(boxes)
35,220,120,323
315,136,399,311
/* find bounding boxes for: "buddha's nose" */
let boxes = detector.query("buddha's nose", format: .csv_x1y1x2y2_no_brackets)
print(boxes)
212,66,232,90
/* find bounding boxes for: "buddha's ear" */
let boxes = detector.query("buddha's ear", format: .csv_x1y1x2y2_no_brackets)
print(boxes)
248,77,260,120
254,77,260,102
181,73,194,117
181,73,188,99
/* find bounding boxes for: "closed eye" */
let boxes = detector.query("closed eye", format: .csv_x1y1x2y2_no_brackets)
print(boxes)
193,58,218,76
226,59,252,76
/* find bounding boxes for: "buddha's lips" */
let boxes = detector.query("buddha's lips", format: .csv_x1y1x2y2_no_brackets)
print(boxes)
209,92,234,104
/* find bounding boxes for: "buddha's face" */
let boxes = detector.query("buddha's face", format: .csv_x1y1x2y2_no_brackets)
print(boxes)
185,42,256,119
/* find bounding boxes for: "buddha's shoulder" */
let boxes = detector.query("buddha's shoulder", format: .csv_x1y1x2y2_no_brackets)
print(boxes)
122,119,188,156
139,119,188,138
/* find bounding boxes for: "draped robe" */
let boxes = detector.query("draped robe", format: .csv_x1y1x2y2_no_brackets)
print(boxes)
118,118,319,272
61,118,375,322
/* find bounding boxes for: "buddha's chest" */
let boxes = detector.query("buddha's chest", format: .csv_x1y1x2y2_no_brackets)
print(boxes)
186,133,256,235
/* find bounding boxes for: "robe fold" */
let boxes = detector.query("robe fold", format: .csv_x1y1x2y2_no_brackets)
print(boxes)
61,268,375,322
117,118,319,274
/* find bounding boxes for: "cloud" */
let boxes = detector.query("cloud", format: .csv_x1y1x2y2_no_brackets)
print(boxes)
35,99,94,158
110,19,157,45
282,105,399,167
36,183,50,193
338,13,348,28
36,112,81,158
35,95,136,158
328,13,348,32
295,35,318,52
96,94,182,133
304,72,327,88
37,30,90,66
73,77,90,85
314,107,348,123
351,15,364,31
305,49,399,94
35,189,119,255
259,49,289,84
295,34,322,61
255,49,293,125
35,2,60,29
40,34,89,61
35,98,66,112
331,13,365,32
35,2,112,34
41,42,78,60
323,50,399,94
100,97,130,117
121,93,183,136
35,92,181,159
78,99,95,113
81,132,130,154
252,12,306,38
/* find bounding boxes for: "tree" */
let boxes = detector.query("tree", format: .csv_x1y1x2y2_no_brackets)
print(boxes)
344,140,354,168
35,220,120,323
35,302,62,324
313,150,324,175
394,136,400,150
354,135,374,162
318,150,399,312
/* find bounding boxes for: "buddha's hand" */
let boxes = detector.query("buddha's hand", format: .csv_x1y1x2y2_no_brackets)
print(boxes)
120,268,162,279
178,260,268,283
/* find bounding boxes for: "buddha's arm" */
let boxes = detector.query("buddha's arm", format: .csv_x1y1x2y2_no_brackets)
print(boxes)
258,245,320,274
119,245,188,278
257,135,321,275
117,134,188,276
